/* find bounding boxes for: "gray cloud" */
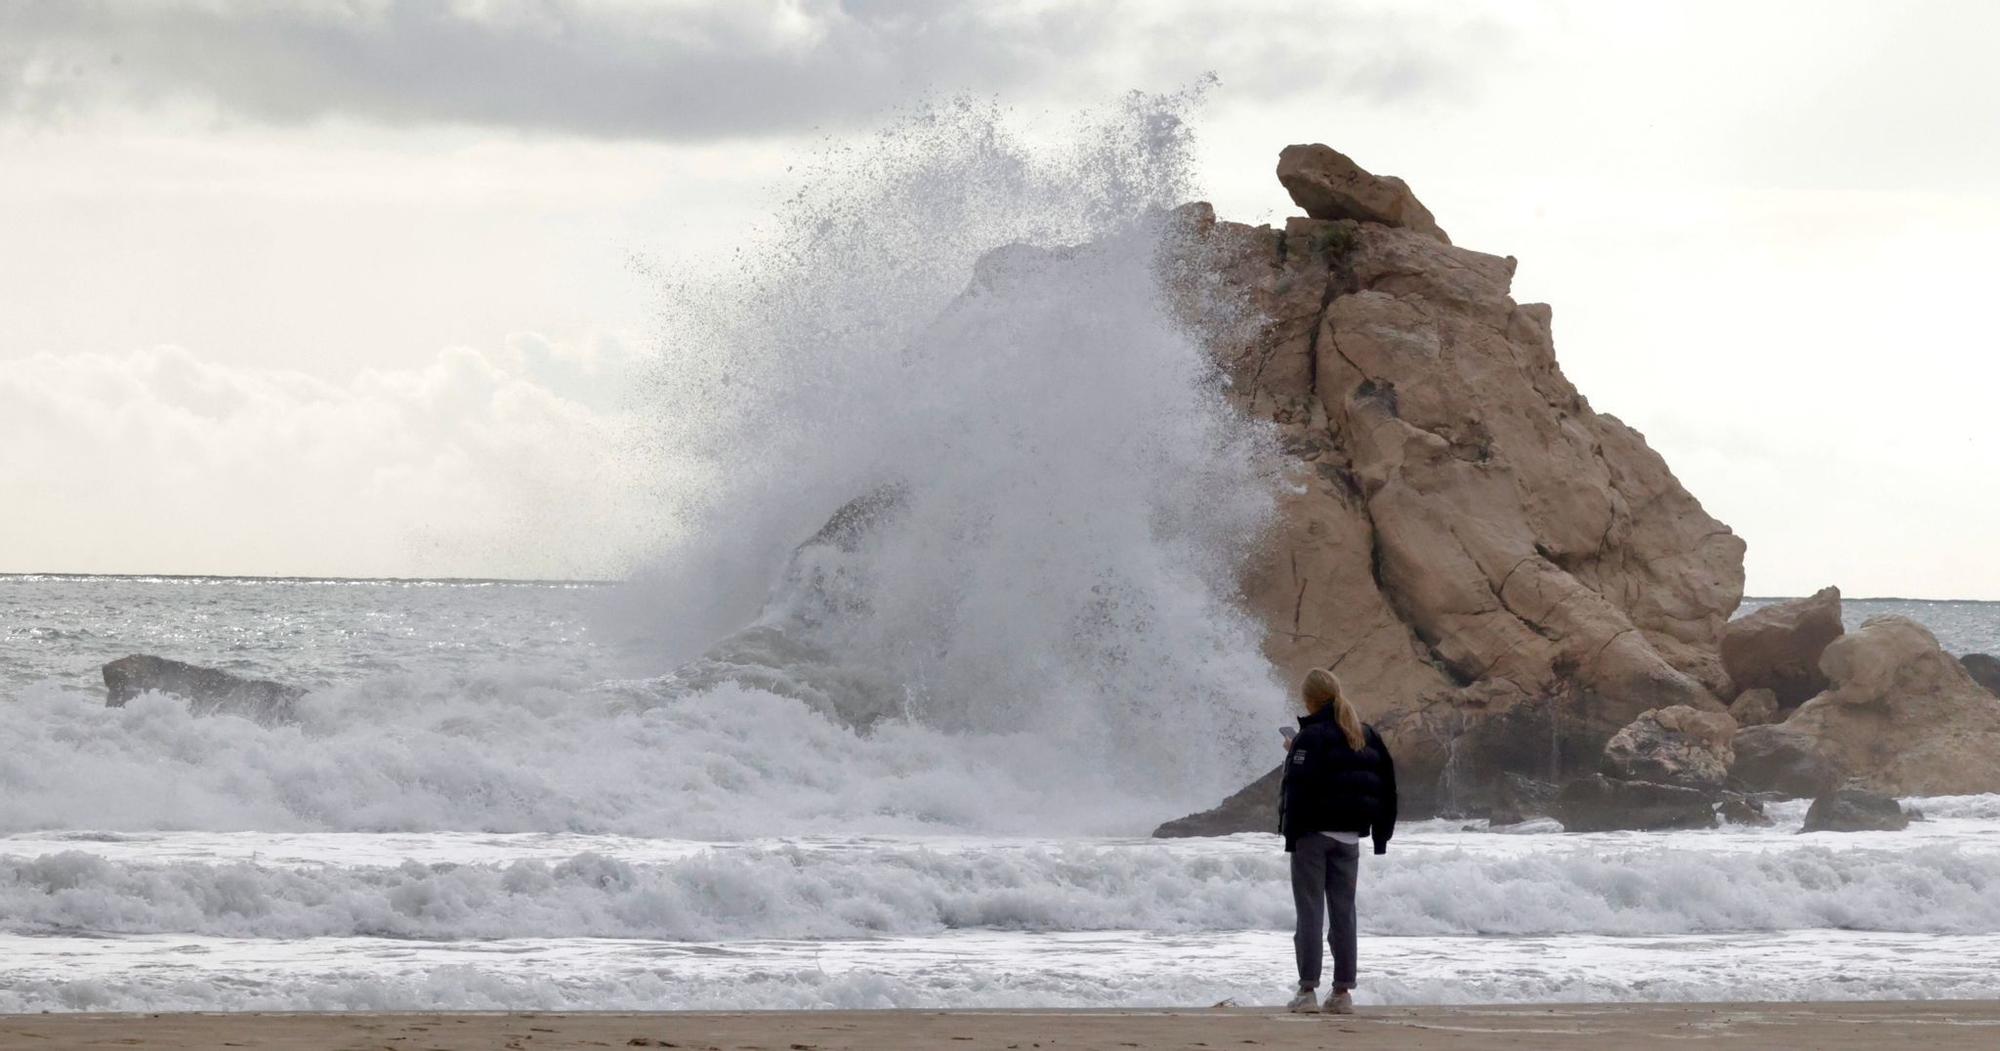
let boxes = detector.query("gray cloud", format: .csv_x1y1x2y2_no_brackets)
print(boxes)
0,0,1123,138
0,0,1490,140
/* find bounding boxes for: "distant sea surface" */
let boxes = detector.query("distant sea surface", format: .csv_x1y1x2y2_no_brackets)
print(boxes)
2,574,1997,1011
1739,594,2000,656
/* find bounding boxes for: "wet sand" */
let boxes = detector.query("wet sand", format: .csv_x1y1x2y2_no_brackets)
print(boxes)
5,1002,2000,1050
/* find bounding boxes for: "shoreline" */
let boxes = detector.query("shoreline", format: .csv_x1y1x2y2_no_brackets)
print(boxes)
7,1002,2000,1050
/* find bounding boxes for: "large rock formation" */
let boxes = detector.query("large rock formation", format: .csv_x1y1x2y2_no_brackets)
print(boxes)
1161,144,1745,816
1721,587,1844,708
1773,616,2000,796
102,654,302,722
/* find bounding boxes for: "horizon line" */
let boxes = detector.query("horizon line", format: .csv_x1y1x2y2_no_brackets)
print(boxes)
0,572,1993,604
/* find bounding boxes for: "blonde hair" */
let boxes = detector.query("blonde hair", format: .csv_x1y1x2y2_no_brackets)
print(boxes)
1301,668,1366,750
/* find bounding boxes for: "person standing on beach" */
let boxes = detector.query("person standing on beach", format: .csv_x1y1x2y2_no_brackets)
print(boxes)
1279,668,1397,1015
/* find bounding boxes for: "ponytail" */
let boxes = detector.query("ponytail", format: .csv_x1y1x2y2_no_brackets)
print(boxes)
1301,667,1366,750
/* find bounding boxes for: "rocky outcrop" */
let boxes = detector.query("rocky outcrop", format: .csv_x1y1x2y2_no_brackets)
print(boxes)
1721,587,1843,708
1275,145,1451,244
1152,765,1281,838
1162,146,1744,817
1729,725,1838,798
1600,706,1736,789
1728,688,1780,726
660,485,913,730
1963,653,2000,698
1802,786,1909,833
1486,772,1558,827
102,655,302,721
1551,775,1716,832
1776,616,2000,796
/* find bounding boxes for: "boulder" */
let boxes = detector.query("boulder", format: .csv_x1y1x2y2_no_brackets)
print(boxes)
1728,687,1780,727
1600,705,1737,789
1275,145,1451,243
1963,653,2000,698
1152,765,1280,838
1802,786,1909,833
1778,616,2000,796
1551,775,1717,832
1729,724,1838,798
1720,587,1843,708
102,654,302,722
1163,147,1744,817
1486,772,1559,827
1717,793,1774,827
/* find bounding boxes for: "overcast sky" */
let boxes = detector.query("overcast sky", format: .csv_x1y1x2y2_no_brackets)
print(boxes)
2,0,1995,598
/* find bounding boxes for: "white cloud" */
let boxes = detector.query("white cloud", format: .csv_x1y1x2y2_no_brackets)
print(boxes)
0,336,658,578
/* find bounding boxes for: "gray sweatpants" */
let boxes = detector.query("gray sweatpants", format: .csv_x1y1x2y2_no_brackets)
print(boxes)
1290,835,1360,991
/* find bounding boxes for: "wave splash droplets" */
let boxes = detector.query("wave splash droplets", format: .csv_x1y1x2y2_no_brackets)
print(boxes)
627,92,1284,817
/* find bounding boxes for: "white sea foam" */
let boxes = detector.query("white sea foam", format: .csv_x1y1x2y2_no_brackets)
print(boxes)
0,678,1200,837
6,929,2000,1014
5,827,1999,943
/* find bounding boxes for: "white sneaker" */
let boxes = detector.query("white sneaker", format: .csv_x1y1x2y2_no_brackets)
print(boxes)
1286,987,1320,1013
1324,990,1354,1015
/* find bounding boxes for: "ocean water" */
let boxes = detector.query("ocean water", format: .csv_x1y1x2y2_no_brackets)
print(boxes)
7,100,2000,1013
4,576,1999,1012
1739,595,2000,655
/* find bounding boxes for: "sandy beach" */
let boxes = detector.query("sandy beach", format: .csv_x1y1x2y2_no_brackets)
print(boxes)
5,1002,1999,1050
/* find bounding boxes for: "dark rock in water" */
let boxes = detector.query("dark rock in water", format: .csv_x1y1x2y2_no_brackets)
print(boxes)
1728,724,1838,799
1721,586,1843,709
1963,653,2000,698
1153,765,1281,838
1716,793,1774,827
1551,775,1716,832
802,483,908,552
1486,772,1558,827
102,655,302,721
1802,786,1909,832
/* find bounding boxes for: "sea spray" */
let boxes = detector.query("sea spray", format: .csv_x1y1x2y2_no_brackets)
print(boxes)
622,90,1286,808
0,95,1287,836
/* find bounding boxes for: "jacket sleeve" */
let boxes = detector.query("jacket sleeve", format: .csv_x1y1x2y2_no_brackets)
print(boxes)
1372,729,1398,856
1277,745,1298,850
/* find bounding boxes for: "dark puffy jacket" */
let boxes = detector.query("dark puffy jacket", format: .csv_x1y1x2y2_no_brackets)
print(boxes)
1278,709,1398,854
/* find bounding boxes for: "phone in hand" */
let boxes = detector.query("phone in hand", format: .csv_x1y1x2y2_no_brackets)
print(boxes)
1280,726,1297,744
